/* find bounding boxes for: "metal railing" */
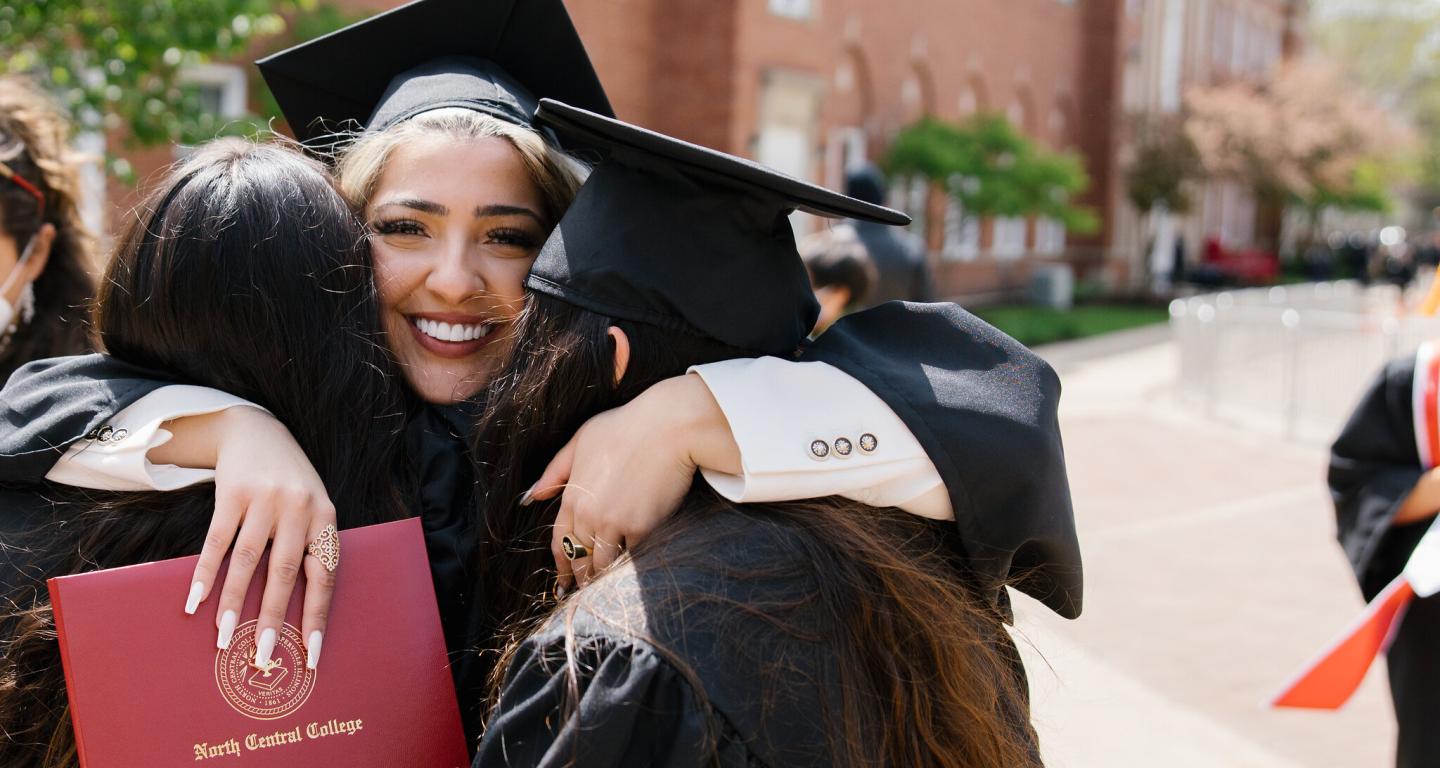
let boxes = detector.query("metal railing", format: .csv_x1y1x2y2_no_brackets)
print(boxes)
1170,280,1440,444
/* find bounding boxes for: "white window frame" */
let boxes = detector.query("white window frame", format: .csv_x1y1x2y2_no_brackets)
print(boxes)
992,216,1028,260
942,197,980,262
769,0,815,21
907,177,929,252
824,126,867,191
179,63,248,120
1036,217,1067,256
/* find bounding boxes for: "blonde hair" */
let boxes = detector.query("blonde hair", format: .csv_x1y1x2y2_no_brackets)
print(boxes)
335,109,585,225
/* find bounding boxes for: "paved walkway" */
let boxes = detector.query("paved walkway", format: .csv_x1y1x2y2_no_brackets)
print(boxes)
1013,330,1396,767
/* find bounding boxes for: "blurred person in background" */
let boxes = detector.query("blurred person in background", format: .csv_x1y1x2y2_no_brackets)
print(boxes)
0,76,93,384
844,164,934,305
1331,343,1440,767
801,225,876,334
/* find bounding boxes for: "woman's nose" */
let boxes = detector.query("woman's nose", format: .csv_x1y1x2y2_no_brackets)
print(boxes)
425,238,485,305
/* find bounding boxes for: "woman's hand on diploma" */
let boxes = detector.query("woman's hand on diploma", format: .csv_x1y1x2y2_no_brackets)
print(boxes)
158,406,336,669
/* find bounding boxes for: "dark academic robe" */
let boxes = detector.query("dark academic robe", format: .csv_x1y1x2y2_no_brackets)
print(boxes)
474,503,1038,767
473,302,1074,763
0,304,1081,621
800,301,1081,620
0,303,1082,757
0,354,479,658
1330,353,1440,768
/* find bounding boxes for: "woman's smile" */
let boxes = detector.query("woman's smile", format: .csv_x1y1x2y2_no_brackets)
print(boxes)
406,312,505,358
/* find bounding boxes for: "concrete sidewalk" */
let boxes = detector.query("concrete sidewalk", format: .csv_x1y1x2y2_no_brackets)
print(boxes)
1012,332,1395,767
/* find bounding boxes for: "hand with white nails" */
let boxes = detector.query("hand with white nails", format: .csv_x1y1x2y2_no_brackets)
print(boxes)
529,374,741,588
157,406,337,669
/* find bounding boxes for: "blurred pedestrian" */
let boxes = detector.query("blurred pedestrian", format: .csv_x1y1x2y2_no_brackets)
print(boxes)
801,226,876,334
1331,346,1440,767
0,76,93,383
844,164,935,305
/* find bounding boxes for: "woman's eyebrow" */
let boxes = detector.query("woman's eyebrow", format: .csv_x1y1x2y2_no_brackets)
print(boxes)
475,204,544,224
376,198,447,216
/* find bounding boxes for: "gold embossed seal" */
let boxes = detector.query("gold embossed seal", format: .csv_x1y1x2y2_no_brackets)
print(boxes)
214,620,316,720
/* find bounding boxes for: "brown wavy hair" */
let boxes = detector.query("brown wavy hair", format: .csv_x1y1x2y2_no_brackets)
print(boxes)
470,293,1040,767
0,76,94,382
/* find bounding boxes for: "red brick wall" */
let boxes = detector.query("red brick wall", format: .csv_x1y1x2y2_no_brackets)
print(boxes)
100,0,1109,300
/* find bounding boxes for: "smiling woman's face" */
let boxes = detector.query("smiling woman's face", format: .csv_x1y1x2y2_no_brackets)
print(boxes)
367,134,549,403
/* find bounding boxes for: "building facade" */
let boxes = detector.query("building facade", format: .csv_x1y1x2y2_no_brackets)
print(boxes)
98,0,1306,301
1096,0,1307,289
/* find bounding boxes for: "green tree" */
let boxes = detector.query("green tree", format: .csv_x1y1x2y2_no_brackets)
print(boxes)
1125,117,1204,215
886,114,1098,237
0,0,350,177
1311,0,1440,214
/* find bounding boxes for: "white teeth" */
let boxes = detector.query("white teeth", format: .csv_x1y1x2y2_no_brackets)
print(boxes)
412,317,491,344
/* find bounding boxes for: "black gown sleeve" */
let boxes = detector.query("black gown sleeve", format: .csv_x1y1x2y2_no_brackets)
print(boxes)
1329,354,1430,600
799,301,1082,619
474,634,746,768
0,354,177,484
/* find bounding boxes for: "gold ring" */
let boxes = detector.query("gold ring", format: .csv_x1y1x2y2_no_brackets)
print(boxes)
560,534,590,561
306,523,340,573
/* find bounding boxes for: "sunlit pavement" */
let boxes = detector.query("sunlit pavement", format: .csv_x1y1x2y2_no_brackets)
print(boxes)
1014,326,1395,767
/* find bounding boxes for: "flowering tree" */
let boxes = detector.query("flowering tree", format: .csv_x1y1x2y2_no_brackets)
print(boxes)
1185,61,1409,241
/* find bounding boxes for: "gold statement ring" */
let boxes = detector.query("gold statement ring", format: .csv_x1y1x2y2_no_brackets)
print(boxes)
306,524,340,573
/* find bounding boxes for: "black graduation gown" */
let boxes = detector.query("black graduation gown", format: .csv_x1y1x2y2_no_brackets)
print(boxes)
1329,354,1439,768
0,303,1082,623
0,354,479,658
0,303,1082,757
800,301,1081,620
474,503,1038,767
474,302,1072,764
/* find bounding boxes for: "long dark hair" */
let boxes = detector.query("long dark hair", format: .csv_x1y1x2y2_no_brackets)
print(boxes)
471,293,1039,767
0,76,94,382
0,139,411,767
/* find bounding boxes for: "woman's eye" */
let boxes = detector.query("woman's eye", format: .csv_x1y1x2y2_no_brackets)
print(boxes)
486,228,539,248
372,219,426,237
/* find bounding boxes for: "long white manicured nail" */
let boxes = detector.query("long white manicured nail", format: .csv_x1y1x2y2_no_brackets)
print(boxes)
217,610,238,650
255,628,277,667
306,631,323,670
518,488,535,507
184,581,204,615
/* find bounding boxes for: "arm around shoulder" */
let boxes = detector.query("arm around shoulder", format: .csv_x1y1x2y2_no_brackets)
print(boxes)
799,302,1081,618
0,354,177,483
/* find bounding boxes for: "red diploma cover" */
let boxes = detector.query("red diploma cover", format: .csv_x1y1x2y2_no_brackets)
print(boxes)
48,518,469,767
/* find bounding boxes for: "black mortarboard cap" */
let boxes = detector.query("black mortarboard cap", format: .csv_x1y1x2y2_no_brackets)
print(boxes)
526,99,910,357
255,0,612,146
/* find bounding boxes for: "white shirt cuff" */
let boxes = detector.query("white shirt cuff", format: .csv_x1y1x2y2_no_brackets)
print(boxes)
689,357,953,521
44,385,267,491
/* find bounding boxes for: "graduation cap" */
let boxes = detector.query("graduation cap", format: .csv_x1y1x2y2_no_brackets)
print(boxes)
255,0,612,146
526,98,910,357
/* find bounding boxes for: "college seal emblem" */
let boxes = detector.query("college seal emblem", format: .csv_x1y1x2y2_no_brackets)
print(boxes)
214,620,316,720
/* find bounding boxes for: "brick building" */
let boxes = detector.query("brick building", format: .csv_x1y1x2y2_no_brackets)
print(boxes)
1095,0,1308,289
100,0,1307,301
